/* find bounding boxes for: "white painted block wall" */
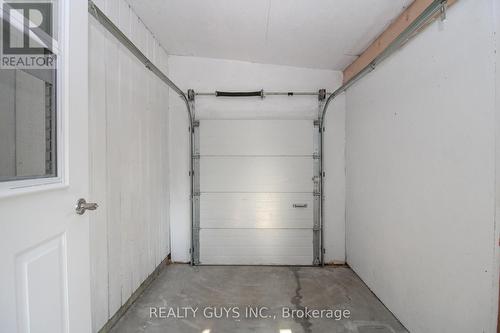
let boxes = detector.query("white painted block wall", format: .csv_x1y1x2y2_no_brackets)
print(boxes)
168,56,346,264
88,1,170,331
345,0,499,331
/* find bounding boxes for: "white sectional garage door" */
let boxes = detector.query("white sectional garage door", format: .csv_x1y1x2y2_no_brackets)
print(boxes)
198,120,315,265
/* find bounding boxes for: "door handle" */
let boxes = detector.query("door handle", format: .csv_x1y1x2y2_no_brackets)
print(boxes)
293,204,308,208
76,198,99,215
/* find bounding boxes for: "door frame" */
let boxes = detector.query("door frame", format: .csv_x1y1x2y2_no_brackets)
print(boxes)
187,92,327,266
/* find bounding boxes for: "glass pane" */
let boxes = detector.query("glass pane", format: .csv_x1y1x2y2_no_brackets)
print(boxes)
0,68,57,182
0,1,59,183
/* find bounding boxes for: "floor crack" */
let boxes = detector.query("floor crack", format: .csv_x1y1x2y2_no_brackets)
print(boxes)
290,267,313,333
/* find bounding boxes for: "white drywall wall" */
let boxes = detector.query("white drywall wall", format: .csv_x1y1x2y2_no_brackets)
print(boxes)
494,0,500,329
88,1,170,331
168,56,345,263
345,0,498,332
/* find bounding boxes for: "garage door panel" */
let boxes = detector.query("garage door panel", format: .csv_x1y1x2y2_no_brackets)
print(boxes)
200,156,313,193
200,193,314,229
200,120,314,156
197,118,316,265
200,255,312,265
200,229,313,265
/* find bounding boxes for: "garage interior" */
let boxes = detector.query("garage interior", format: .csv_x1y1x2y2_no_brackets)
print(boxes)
85,0,500,332
3,0,496,332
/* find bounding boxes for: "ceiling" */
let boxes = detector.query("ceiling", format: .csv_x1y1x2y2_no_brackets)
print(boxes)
127,0,413,71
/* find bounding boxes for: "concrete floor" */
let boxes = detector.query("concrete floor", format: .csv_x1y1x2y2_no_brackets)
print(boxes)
110,264,407,333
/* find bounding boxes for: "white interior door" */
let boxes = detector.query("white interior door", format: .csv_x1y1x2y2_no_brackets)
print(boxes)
0,1,92,332
198,120,315,265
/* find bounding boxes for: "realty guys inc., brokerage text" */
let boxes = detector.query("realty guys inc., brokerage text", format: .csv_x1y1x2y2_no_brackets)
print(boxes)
150,306,351,321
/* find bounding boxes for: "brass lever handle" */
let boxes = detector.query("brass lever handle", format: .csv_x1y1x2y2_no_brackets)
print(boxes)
76,198,99,215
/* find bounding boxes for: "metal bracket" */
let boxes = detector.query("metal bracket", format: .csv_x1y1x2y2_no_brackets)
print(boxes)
318,89,326,101
440,0,447,21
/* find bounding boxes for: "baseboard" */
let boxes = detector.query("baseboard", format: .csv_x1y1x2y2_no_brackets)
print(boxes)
98,254,172,333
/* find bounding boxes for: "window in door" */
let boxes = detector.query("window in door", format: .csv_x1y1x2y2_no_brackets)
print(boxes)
0,68,57,182
0,1,60,187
